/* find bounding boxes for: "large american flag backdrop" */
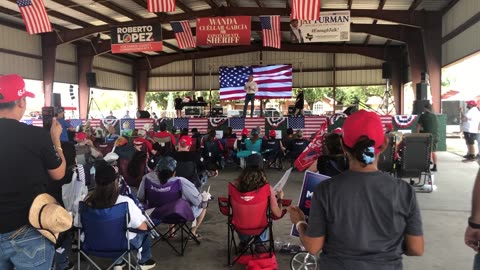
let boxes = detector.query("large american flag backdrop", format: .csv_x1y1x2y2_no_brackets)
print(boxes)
173,118,209,134
219,65,293,100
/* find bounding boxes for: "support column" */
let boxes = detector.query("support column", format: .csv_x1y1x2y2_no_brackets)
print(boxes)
77,46,94,119
135,69,148,111
41,32,57,106
423,12,442,113
405,27,427,97
391,61,402,114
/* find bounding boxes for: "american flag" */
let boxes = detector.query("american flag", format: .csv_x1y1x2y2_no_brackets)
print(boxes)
134,119,155,129
173,118,208,134
17,0,52,35
170,21,196,49
88,119,102,128
229,117,265,135
260,16,281,49
288,116,328,139
380,115,393,132
147,0,176,13
291,0,321,20
219,65,292,100
69,119,84,128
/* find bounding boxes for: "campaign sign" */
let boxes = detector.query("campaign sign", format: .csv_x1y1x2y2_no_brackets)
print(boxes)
291,171,330,237
293,11,351,43
111,24,163,53
196,16,251,46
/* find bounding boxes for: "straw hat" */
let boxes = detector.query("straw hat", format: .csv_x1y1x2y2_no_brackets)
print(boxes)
29,193,73,244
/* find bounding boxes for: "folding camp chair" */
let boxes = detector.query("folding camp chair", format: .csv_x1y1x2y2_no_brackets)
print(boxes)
396,133,434,193
77,202,143,270
378,133,396,175
218,183,291,267
152,136,173,155
144,179,200,256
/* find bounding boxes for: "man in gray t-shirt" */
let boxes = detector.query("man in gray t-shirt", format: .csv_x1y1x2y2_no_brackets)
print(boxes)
307,171,422,269
288,110,424,270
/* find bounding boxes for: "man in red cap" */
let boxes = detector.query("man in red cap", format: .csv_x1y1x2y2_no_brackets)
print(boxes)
288,110,423,270
460,100,480,161
0,74,67,269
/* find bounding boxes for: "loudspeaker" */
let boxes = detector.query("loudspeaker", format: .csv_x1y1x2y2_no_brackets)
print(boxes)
185,108,200,116
212,106,223,116
382,62,392,79
136,110,150,119
288,105,295,115
86,72,97,87
421,72,429,82
416,83,428,100
412,99,430,115
53,93,61,107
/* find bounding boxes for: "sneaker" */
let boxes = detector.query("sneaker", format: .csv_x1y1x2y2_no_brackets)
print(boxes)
431,165,437,172
139,259,156,270
463,155,477,162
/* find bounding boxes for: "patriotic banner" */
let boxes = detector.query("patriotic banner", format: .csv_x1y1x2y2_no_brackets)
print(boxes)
196,16,251,46
260,15,281,49
120,119,135,136
229,117,265,135
209,117,229,133
21,119,43,126
147,0,176,12
288,116,328,139
110,24,163,54
393,115,418,130
219,65,292,100
291,0,321,21
291,171,330,237
17,0,53,35
294,11,351,43
173,118,209,134
135,119,155,129
265,117,287,138
294,122,328,171
328,113,347,132
171,20,196,49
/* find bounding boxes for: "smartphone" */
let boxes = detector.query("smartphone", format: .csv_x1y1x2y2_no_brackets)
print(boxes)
42,106,54,131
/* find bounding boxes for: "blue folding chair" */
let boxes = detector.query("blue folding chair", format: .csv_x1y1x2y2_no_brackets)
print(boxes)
77,201,142,270
144,179,201,256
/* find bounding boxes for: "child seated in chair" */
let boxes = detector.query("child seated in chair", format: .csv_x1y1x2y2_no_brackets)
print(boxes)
137,156,210,239
233,154,284,253
76,161,156,269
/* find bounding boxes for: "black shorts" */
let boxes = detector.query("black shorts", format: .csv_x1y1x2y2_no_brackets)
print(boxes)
464,132,478,145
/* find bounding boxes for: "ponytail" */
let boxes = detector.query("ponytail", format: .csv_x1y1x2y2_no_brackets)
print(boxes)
343,136,376,166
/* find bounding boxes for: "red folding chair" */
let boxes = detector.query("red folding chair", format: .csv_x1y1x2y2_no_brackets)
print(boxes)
218,183,291,267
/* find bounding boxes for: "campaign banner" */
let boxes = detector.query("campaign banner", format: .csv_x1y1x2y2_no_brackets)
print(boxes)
291,171,330,237
291,11,350,43
111,24,163,53
196,16,251,46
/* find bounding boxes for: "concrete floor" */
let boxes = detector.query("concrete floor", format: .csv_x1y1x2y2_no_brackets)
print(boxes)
78,139,479,270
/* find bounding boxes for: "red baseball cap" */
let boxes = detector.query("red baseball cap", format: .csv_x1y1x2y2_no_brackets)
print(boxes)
467,100,477,107
0,74,35,103
241,128,249,136
179,136,192,147
269,130,276,137
342,110,385,154
75,132,87,141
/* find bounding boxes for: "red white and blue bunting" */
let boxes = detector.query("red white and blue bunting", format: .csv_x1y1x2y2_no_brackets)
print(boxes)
329,113,347,125
393,115,417,128
209,117,228,128
266,117,287,127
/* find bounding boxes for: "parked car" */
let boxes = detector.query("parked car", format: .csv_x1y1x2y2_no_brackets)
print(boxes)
227,110,243,118
253,109,282,117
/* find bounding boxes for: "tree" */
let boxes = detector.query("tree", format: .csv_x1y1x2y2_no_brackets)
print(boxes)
146,92,169,110
293,87,332,109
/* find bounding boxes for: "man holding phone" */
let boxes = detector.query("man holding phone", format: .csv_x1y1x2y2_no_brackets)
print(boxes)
0,74,66,270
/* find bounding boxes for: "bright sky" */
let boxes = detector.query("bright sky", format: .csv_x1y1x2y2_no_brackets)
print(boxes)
443,52,480,95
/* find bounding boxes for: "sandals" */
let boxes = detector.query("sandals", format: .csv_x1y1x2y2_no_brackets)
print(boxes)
186,233,202,240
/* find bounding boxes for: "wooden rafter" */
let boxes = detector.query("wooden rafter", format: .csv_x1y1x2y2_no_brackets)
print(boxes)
409,0,423,11
254,0,264,8
91,0,143,20
347,0,353,9
49,0,118,24
163,41,181,52
364,0,387,47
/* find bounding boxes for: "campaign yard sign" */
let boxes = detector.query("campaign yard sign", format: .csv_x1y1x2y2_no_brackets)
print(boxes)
294,11,351,43
196,16,251,46
291,171,330,237
111,24,163,53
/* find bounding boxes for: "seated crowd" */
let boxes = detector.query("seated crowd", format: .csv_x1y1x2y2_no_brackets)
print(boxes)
0,73,426,270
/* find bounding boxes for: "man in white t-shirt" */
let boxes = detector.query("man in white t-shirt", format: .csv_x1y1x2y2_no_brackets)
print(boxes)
242,75,258,118
461,100,480,161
